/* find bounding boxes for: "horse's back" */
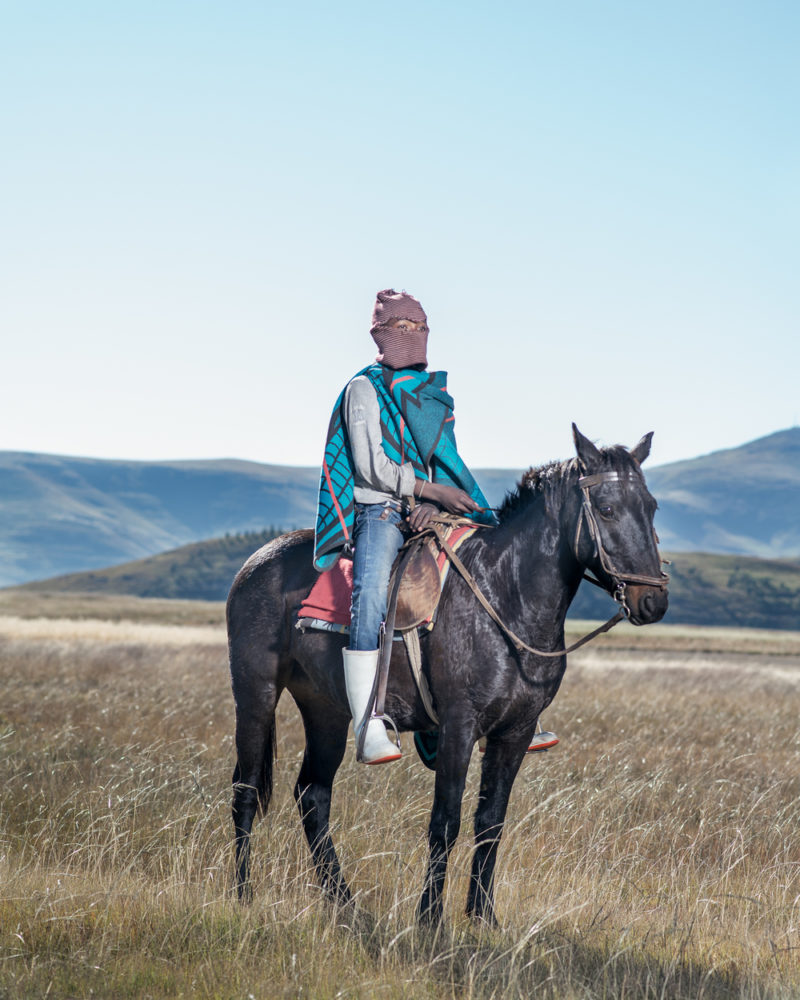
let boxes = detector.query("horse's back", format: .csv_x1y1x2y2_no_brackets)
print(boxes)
230,528,315,593
227,529,317,666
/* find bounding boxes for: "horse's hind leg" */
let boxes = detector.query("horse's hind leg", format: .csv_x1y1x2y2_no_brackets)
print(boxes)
294,700,351,905
231,672,280,902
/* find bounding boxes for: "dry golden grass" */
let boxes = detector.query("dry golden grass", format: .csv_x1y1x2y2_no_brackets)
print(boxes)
0,613,224,647
0,606,798,999
0,589,225,626
567,619,800,656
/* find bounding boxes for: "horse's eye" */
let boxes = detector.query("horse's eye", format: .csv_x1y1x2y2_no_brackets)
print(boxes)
598,505,614,519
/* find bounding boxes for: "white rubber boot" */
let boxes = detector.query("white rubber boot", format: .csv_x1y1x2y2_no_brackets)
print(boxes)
477,729,559,754
525,730,559,752
342,649,402,765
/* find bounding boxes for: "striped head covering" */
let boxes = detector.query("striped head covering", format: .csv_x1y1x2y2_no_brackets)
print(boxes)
370,289,428,369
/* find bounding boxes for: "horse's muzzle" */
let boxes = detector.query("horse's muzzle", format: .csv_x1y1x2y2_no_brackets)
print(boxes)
625,584,669,625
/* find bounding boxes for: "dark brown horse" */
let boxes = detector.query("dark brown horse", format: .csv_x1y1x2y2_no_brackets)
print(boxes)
228,426,668,924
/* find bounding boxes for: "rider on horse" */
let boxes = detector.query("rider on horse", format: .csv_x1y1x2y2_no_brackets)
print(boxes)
314,289,557,764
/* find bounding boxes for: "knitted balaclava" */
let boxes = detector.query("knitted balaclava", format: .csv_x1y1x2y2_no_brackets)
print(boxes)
370,289,428,369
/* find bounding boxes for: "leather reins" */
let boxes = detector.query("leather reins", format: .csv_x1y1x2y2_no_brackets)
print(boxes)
429,520,624,659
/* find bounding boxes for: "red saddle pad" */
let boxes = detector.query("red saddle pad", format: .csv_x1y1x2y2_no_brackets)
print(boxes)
298,557,354,626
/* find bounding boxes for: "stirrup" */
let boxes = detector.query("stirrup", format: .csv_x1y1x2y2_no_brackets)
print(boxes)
356,712,402,765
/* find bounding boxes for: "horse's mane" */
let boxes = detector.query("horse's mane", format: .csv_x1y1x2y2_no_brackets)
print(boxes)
496,446,637,524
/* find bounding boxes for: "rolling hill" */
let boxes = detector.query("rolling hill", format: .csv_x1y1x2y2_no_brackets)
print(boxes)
645,428,800,556
15,528,284,602
1,427,798,587
0,452,517,588
0,452,319,587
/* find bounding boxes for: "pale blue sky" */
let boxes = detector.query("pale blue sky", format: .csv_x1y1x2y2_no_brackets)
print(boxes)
2,1,797,471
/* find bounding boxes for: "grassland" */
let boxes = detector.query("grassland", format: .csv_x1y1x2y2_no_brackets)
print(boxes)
0,587,226,626
1,596,798,999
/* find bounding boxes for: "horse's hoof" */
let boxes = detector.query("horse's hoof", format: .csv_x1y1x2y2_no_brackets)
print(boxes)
416,902,443,928
319,876,353,910
235,881,254,904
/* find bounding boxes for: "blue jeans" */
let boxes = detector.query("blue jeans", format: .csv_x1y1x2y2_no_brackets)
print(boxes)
349,502,405,651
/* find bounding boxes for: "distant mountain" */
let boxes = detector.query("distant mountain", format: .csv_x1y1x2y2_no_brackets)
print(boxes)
1,428,797,586
15,534,800,631
645,428,800,557
0,452,318,587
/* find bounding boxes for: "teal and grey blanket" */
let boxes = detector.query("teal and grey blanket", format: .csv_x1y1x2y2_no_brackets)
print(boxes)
314,364,494,571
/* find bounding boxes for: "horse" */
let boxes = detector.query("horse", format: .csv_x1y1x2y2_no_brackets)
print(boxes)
227,425,669,925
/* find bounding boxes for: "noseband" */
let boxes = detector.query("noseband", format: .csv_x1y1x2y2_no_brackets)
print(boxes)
575,471,670,617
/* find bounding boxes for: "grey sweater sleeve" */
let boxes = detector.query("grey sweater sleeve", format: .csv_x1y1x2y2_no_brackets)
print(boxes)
344,376,416,500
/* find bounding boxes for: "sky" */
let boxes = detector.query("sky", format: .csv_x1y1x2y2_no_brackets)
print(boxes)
2,1,798,473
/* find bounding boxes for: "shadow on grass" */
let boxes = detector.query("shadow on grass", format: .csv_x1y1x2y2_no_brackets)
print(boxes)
351,913,750,1000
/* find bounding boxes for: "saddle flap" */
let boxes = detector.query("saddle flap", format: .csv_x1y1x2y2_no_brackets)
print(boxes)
394,538,442,630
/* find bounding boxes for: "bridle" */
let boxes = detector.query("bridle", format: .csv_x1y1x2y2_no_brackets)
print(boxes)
575,470,670,618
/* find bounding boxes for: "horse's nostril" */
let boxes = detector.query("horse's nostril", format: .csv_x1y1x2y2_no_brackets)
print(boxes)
636,588,668,623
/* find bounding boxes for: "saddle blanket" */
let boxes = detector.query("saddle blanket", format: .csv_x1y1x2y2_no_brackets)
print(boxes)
297,522,477,634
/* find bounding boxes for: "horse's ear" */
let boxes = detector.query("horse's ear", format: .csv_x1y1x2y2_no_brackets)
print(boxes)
572,423,602,473
630,431,654,466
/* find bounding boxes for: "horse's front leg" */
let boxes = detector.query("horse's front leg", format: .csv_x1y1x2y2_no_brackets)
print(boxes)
465,733,527,924
417,723,474,925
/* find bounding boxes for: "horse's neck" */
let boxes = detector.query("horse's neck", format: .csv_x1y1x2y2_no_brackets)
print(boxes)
483,491,583,648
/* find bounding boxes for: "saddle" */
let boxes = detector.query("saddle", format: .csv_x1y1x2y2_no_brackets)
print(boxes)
372,515,484,751
296,520,477,633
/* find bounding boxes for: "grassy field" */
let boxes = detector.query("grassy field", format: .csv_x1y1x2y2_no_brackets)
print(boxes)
0,588,226,626
1,596,799,999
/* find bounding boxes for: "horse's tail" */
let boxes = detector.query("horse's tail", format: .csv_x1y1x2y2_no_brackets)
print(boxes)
228,617,282,818
232,718,276,815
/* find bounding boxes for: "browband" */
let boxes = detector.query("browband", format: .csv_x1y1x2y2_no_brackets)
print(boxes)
578,471,641,489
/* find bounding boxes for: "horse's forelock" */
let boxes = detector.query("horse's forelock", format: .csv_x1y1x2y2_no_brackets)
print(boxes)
603,444,644,476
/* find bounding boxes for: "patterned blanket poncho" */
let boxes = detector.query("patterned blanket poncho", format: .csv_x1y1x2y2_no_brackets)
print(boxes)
314,364,495,571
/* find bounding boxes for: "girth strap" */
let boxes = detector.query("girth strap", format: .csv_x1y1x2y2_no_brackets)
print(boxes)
403,628,439,725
